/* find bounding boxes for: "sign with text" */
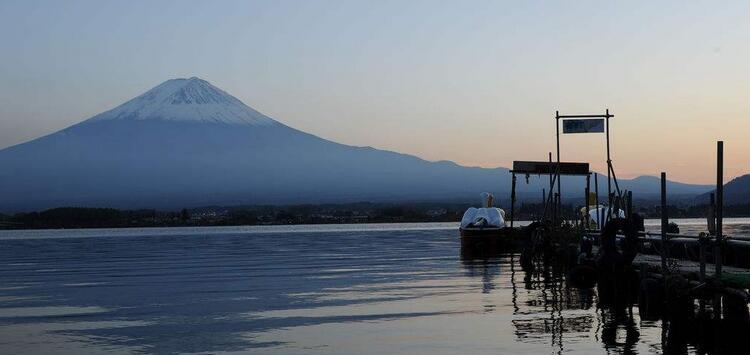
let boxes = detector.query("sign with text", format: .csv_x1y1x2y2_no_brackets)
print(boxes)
512,161,590,176
563,119,605,134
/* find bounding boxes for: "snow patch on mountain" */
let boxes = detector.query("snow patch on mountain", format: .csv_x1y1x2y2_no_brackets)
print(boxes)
87,77,278,125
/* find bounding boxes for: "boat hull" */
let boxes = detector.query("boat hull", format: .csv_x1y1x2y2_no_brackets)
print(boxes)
459,227,507,238
459,227,524,257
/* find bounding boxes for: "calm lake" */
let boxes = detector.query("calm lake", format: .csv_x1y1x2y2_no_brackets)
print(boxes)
1,219,749,354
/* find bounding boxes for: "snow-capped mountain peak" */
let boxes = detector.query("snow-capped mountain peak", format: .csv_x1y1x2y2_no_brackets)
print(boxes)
87,77,278,125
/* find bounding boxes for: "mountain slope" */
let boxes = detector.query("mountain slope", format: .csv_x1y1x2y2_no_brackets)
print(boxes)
0,78,512,211
0,78,712,212
697,174,750,205
88,77,276,125
618,175,712,196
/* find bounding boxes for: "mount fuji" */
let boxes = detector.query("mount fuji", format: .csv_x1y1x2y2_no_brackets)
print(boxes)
0,78,511,211
0,77,711,212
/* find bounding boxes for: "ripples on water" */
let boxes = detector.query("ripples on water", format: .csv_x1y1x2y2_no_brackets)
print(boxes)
0,219,749,354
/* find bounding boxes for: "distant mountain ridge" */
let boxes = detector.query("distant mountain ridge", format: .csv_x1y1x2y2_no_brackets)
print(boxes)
0,77,713,212
618,175,712,196
697,174,750,205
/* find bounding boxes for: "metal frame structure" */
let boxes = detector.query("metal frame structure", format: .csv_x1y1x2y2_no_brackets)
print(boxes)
553,110,622,221
508,161,590,227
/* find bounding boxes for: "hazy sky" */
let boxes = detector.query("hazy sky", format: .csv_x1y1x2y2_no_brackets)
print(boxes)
1,0,748,184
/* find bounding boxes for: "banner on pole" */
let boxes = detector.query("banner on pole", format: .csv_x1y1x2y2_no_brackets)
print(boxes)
563,119,605,134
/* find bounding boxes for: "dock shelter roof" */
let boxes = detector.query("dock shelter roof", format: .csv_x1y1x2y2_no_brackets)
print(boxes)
511,161,590,176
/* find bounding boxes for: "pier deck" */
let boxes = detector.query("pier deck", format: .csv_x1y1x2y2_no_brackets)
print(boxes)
632,253,750,288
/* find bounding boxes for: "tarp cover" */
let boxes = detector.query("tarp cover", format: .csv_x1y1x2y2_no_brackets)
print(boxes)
461,207,506,229
587,206,625,226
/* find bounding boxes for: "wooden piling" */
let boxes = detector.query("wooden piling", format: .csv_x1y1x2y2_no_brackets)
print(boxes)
709,193,716,236
548,153,553,223
714,141,724,319
717,141,724,274
661,172,668,278
702,193,714,282
699,231,706,313
606,109,612,212
585,174,591,229
510,173,516,228
548,152,553,200
594,173,601,229
555,112,561,225
553,194,557,224
626,190,633,221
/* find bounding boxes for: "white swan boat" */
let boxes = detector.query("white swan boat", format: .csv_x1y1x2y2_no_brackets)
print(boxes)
459,193,508,238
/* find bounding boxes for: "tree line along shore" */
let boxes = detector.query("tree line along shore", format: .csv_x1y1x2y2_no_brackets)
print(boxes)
2,201,750,230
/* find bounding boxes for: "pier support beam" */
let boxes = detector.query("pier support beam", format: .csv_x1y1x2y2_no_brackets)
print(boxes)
510,173,516,228
626,190,633,221
606,109,612,215
716,141,724,277
594,173,601,229
714,141,724,319
548,152,553,215
661,172,668,280
585,174,590,229
555,112,561,225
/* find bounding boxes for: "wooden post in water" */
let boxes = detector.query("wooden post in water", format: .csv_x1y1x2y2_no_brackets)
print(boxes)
701,193,714,283
605,109,612,215
548,152,553,201
553,193,558,224
708,193,716,236
661,172,668,278
714,141,724,319
717,145,724,271
510,173,517,228
555,112,562,225
627,190,633,221
585,174,591,229
549,152,555,224
594,173,601,230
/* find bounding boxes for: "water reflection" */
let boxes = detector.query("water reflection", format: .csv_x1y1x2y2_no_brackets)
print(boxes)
461,245,600,354
461,244,643,354
600,310,641,354
0,227,748,354
460,239,750,355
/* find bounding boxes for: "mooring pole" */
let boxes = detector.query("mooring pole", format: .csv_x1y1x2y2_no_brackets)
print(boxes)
510,173,517,228
549,152,554,223
605,109,612,217
661,172,668,278
585,174,591,229
714,141,724,320
702,192,711,282
554,193,560,224
701,194,714,283
716,141,724,277
555,111,561,224
594,172,601,229
709,193,716,236
627,190,633,221
548,152,553,196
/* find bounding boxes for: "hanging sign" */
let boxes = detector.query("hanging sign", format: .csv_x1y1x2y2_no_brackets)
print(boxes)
563,119,605,134
512,161,590,175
